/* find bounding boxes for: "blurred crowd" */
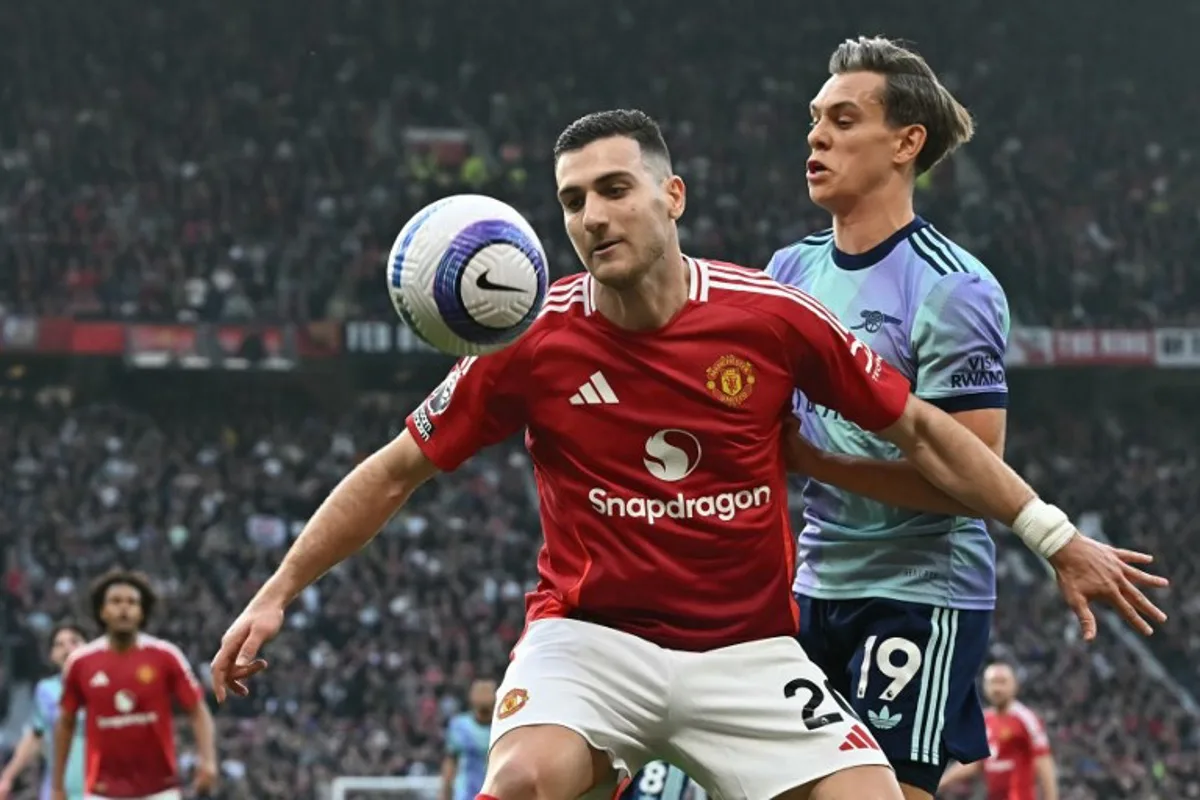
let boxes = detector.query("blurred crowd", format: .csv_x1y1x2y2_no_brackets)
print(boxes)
0,382,1196,799
1,1,1197,327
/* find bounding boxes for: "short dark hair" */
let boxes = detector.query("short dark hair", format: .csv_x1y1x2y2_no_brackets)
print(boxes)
553,109,672,172
50,620,88,647
89,568,157,629
829,36,974,175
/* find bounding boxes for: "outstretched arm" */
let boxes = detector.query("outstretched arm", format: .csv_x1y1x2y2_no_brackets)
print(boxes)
213,352,529,701
875,395,1166,637
255,430,438,608
878,397,1030,525
776,277,1168,641
784,408,1004,517
211,430,441,701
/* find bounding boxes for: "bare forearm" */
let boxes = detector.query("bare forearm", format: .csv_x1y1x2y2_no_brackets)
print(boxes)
190,703,217,766
808,453,977,517
1,730,41,781
440,756,457,800
884,398,1034,527
1035,756,1058,800
255,442,430,607
938,760,981,789
51,718,74,789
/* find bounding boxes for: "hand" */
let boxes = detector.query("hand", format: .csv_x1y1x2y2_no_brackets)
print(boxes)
211,601,283,702
193,759,218,794
1048,534,1169,640
0,774,13,800
780,416,825,477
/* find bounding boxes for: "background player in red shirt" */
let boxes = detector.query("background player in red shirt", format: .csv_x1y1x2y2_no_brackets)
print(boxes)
212,110,1162,800
53,570,217,800
938,663,1057,800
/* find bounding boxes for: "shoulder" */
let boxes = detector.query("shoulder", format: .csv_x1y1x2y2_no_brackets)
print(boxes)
700,258,847,331
35,675,60,697
766,228,833,279
903,224,1005,301
62,637,108,675
1010,701,1044,730
537,273,589,321
491,272,589,358
140,634,194,669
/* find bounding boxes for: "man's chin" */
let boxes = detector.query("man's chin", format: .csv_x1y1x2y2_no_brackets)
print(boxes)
588,258,642,290
807,184,839,211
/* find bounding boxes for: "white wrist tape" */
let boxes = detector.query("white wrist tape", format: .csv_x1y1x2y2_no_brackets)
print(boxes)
1011,498,1076,559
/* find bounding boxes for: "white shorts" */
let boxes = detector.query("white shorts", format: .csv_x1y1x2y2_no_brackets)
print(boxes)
493,618,892,800
86,791,181,800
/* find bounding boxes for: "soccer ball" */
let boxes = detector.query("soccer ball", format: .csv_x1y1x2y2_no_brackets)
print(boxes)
386,194,550,356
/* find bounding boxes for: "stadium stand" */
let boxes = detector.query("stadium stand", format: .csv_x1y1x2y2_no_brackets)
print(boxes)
1,1,1198,799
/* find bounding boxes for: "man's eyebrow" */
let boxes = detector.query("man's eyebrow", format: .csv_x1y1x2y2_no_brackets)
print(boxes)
557,170,637,199
810,100,861,116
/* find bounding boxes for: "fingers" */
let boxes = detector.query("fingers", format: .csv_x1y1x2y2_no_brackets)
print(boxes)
1109,589,1153,636
1068,594,1098,641
1065,568,1168,640
210,640,237,703
1122,580,1168,626
226,662,267,697
1110,548,1154,565
231,659,268,683
1122,562,1170,589
212,633,268,703
236,627,267,668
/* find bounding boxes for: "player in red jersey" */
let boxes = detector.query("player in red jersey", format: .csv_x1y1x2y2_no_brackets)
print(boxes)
938,664,1057,800
53,570,217,800
212,109,1162,800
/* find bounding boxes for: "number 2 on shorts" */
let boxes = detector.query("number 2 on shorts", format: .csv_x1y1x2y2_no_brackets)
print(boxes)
856,635,923,701
784,677,861,730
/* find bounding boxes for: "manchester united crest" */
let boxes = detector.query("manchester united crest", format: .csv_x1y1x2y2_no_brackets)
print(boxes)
497,688,529,720
136,664,156,684
705,355,756,407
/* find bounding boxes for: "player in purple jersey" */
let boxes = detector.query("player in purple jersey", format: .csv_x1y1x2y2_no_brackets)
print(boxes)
772,36,1170,800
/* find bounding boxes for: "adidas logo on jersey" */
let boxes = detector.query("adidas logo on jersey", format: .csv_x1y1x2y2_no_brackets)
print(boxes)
569,371,619,405
839,724,881,752
89,671,109,687
867,706,903,731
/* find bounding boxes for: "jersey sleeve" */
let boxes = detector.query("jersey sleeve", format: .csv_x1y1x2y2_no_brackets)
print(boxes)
910,273,1009,412
405,345,531,472
1016,706,1051,757
778,287,911,431
445,717,464,756
61,663,85,717
163,645,204,710
763,249,788,281
28,681,49,735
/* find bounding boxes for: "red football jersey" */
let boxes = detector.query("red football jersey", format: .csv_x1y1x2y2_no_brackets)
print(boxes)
983,702,1051,800
406,258,911,651
61,634,204,798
